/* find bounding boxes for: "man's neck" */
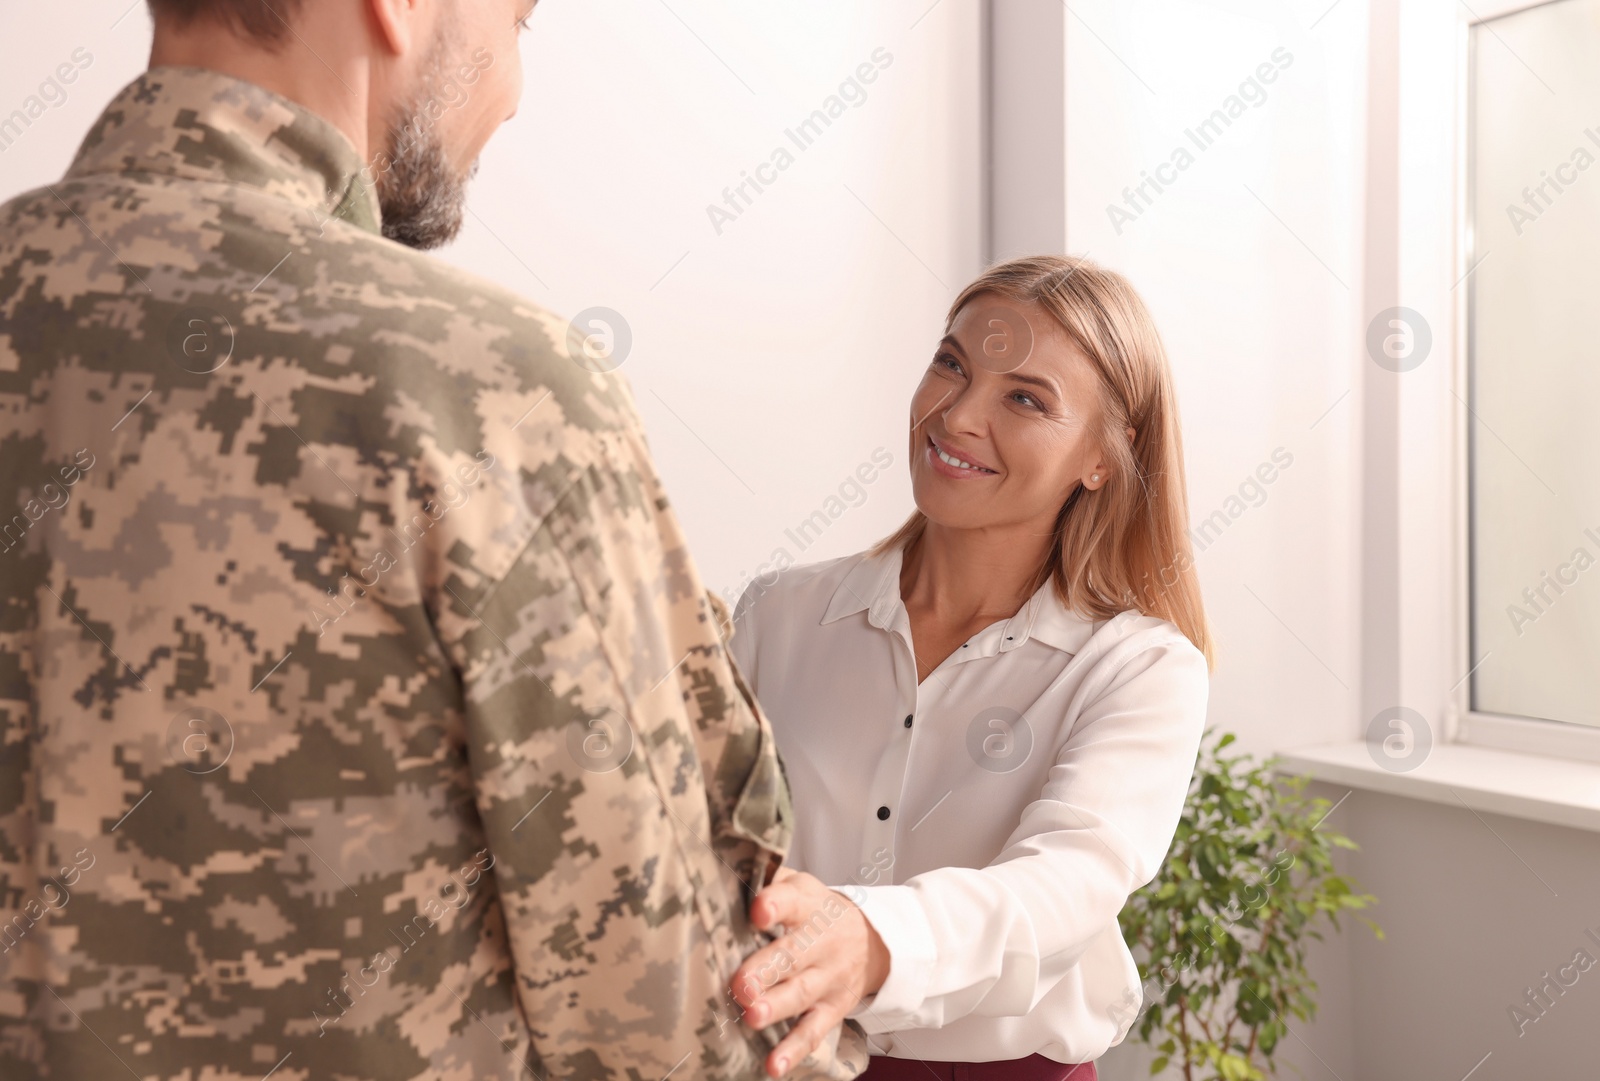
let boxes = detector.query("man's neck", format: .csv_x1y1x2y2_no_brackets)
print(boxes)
149,17,376,162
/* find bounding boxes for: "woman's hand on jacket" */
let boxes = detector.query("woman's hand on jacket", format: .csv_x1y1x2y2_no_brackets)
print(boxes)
731,867,891,1077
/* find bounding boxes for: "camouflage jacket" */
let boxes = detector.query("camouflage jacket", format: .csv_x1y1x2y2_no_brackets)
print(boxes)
0,66,865,1081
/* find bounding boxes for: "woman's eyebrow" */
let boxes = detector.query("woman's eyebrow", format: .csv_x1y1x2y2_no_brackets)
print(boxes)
946,335,1059,393
1008,371,1059,393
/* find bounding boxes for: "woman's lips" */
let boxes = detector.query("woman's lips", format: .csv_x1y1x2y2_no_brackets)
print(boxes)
926,435,998,478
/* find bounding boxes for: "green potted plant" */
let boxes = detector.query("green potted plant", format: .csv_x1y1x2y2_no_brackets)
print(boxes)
1117,732,1381,1081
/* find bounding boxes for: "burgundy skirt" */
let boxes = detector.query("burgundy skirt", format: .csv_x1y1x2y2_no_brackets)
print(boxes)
858,1054,1097,1081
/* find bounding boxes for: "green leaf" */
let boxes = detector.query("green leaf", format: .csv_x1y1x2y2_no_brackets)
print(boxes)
1118,729,1382,1081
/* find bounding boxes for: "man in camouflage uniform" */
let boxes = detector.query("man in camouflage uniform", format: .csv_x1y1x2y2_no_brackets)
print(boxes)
0,1,866,1078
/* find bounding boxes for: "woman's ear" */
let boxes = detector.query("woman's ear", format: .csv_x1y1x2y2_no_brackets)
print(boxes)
1083,428,1134,491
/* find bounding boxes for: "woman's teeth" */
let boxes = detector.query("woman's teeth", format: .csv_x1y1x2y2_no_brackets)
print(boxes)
934,443,990,472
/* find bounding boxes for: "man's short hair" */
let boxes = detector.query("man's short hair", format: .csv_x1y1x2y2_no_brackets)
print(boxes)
147,0,305,46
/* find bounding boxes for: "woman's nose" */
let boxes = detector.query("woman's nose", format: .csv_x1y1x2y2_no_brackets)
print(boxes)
940,389,987,434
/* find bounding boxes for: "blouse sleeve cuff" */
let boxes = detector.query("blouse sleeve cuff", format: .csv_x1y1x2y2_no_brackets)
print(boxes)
833,883,937,1027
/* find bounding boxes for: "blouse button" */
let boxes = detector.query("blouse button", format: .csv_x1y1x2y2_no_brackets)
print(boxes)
903,714,913,728
876,806,891,821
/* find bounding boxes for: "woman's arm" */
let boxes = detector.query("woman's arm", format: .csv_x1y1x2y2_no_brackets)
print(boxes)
732,629,1208,1068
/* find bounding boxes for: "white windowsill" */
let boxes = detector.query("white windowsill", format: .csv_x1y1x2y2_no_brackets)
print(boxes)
1278,740,1600,834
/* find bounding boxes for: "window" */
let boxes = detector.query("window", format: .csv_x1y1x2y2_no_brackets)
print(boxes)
1468,0,1600,728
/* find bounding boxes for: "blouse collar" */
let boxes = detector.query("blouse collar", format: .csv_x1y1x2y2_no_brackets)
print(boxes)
820,544,1100,656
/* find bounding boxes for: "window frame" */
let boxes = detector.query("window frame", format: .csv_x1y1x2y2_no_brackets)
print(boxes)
1454,0,1600,760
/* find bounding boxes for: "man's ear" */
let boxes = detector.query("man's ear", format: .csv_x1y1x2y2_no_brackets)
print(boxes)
366,0,418,56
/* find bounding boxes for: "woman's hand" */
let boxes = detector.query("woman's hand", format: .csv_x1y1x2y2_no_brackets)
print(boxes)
731,868,891,1078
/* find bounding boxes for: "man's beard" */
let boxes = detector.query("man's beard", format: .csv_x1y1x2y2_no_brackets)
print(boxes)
376,46,478,250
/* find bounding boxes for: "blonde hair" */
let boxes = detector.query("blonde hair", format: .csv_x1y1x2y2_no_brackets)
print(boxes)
874,254,1213,666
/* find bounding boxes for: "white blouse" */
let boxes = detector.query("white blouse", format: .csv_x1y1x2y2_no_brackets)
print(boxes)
730,545,1209,1064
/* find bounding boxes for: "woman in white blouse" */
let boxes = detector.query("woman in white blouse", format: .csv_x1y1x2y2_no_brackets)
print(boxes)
727,255,1212,1081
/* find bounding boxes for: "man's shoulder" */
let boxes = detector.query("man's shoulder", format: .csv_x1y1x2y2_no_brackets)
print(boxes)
0,168,621,442
3,167,565,350
0,168,644,601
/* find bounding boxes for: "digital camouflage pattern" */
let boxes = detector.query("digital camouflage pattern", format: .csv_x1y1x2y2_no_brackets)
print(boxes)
0,66,866,1081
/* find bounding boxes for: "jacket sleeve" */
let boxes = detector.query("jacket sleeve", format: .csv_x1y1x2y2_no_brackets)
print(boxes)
839,631,1208,1033
437,424,865,1080
727,580,761,689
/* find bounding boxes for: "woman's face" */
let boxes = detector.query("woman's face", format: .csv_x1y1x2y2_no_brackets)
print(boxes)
908,295,1112,534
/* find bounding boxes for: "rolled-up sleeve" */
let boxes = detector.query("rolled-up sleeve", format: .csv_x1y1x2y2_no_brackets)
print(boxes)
839,633,1208,1033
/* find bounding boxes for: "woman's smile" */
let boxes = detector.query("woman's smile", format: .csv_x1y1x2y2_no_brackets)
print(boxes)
926,434,999,478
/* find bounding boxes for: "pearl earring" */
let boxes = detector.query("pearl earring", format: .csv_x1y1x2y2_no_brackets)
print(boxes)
1091,473,1101,484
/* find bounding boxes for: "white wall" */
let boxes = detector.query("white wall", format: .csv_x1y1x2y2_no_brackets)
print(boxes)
0,0,985,606
1343,789,1600,1080
1062,0,1367,759
448,0,985,601
1055,3,1368,1075
0,4,157,193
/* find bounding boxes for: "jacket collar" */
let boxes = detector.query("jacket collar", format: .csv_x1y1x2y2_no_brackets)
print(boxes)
66,66,381,236
821,544,1099,656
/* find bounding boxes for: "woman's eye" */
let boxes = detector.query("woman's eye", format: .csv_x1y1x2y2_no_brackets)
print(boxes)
1011,392,1040,409
935,353,963,374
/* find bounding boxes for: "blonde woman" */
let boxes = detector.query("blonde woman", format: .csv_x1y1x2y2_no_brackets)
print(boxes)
727,256,1212,1080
